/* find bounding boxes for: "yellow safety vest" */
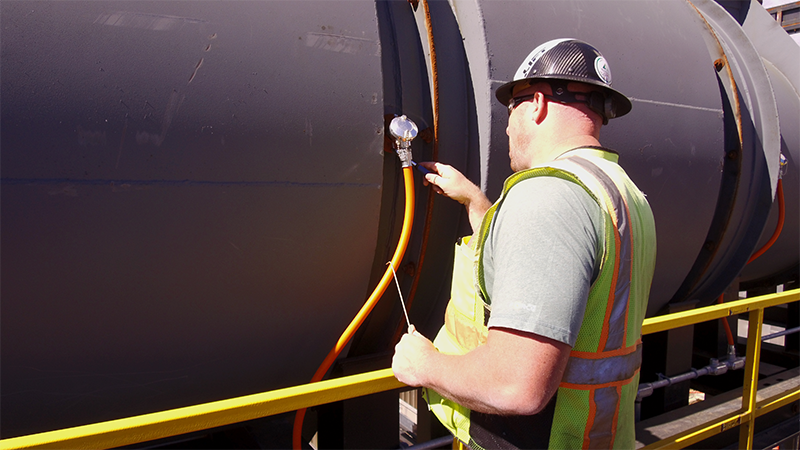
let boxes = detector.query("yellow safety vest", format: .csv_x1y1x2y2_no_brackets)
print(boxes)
426,148,657,450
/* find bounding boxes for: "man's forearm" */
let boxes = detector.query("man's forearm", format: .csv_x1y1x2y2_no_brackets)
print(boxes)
420,162,491,234
419,348,533,415
465,193,492,237
394,328,570,417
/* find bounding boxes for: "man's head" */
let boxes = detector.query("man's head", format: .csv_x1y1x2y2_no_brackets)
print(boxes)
505,80,608,170
496,39,631,125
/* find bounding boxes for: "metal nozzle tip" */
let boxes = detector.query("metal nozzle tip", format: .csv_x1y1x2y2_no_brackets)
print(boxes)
389,115,418,143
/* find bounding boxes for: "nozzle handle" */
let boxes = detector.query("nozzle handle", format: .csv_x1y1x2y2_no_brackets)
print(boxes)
411,161,431,175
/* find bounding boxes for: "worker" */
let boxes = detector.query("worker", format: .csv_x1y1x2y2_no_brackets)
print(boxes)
392,38,657,449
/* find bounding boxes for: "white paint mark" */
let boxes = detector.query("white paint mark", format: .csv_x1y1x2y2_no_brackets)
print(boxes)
629,97,723,114
94,12,208,31
305,32,379,56
305,118,313,147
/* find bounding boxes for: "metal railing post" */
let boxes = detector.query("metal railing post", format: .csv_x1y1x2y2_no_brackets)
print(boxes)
739,307,764,448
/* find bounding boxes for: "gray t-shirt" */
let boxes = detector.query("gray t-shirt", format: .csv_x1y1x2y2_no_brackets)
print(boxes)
482,175,605,347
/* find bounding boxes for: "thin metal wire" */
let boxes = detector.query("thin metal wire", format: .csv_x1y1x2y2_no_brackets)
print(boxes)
388,261,411,328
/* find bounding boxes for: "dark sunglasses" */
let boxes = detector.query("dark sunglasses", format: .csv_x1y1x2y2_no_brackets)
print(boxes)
507,82,615,124
507,93,538,115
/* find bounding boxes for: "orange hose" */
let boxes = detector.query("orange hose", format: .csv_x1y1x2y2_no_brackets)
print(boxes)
747,179,785,264
392,0,440,346
292,166,415,449
716,179,785,349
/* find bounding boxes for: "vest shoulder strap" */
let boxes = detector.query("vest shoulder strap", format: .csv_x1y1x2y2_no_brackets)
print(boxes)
475,155,606,305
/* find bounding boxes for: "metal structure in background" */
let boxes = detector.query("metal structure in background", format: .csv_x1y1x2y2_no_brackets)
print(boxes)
736,0,800,287
668,0,786,305
1,0,798,444
766,1,800,37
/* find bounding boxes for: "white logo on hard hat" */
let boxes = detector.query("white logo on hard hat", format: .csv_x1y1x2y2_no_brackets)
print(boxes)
595,56,612,85
514,38,573,81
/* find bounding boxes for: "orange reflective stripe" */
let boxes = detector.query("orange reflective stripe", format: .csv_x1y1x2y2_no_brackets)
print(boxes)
583,386,621,449
570,157,633,353
598,198,621,352
620,195,633,347
559,369,640,390
561,343,642,387
583,388,598,450
608,385,622,449
598,229,620,349
569,339,641,359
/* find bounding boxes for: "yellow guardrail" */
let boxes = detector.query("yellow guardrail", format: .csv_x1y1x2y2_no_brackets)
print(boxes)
0,369,405,450
640,289,800,450
1,289,798,450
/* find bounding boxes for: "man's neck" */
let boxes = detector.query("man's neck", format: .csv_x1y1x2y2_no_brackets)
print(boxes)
526,134,602,168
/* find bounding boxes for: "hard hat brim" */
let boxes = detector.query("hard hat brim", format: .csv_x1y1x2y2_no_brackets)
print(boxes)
495,75,633,120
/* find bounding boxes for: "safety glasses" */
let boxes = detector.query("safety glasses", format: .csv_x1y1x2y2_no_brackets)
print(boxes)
507,93,538,115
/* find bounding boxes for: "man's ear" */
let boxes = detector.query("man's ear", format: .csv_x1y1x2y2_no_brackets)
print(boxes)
531,91,547,124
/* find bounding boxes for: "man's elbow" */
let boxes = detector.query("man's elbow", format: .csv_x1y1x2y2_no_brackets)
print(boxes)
494,387,554,416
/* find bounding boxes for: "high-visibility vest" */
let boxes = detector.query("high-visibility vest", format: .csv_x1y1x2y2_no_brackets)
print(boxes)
426,148,657,450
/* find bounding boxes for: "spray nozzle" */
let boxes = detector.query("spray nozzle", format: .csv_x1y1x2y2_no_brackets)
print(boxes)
389,115,418,167
779,153,788,179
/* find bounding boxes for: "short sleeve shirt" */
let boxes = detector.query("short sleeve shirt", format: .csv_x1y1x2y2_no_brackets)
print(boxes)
482,175,605,347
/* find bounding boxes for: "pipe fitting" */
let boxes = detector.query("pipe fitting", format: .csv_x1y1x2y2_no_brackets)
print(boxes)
389,115,418,168
636,355,748,401
637,384,654,401
706,358,728,376
728,356,746,371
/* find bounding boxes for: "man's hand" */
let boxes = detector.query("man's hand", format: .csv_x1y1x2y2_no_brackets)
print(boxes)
419,162,480,204
392,325,571,416
392,325,436,387
419,162,492,234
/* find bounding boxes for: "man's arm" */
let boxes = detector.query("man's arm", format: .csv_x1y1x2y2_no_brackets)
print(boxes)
392,326,571,416
419,162,492,235
392,177,602,416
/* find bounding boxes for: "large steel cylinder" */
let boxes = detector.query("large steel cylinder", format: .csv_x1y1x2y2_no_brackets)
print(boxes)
460,0,793,313
734,0,799,287
1,1,390,437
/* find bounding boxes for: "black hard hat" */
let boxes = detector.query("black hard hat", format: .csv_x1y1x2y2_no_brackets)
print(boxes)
496,38,632,122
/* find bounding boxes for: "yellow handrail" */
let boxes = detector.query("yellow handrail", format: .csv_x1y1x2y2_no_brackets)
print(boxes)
642,289,797,335
0,369,403,450
640,288,799,449
1,289,797,450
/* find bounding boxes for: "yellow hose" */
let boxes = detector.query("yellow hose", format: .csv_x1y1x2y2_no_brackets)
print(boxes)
292,166,415,449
